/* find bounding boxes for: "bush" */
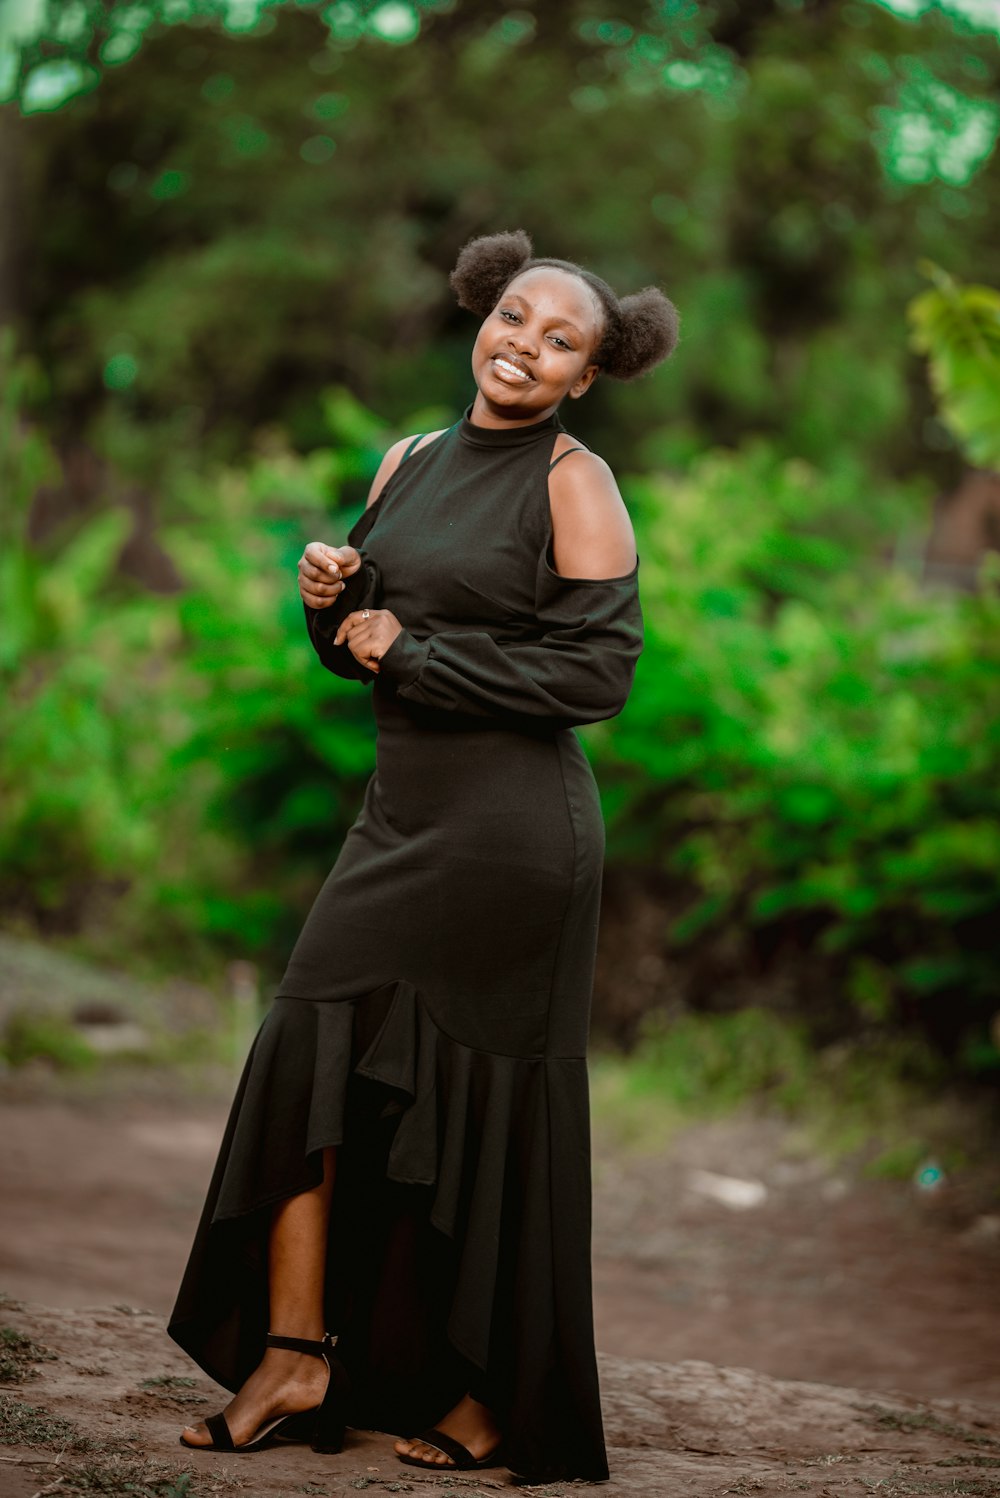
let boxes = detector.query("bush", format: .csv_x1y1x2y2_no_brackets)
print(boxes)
0,355,383,972
590,438,1000,1059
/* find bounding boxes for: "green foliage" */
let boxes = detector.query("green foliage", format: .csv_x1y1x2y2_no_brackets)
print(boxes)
909,262,1000,468
593,434,1000,1052
612,1008,817,1115
5,0,999,477
0,348,383,966
1,352,180,931
0,1012,97,1070
592,1011,960,1176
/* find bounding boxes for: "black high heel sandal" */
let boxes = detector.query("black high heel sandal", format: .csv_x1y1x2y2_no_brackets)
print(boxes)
397,1427,506,1471
179,1332,350,1455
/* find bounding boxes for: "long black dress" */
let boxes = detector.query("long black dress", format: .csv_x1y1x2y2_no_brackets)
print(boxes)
167,406,643,1482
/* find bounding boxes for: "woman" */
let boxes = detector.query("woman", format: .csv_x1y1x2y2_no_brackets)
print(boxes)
168,229,679,1482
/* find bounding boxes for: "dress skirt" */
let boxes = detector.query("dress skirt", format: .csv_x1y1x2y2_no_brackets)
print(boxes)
168,702,612,1481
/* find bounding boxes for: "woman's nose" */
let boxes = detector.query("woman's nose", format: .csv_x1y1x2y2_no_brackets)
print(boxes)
508,328,537,355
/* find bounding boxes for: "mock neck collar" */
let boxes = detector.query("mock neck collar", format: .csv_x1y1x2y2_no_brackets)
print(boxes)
458,404,563,450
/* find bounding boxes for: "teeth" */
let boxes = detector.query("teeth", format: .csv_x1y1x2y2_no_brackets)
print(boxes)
495,357,530,381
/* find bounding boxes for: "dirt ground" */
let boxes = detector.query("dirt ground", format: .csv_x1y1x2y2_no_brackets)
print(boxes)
2,1072,999,1496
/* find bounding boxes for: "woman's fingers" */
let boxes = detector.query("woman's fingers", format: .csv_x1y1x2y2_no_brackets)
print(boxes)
298,548,347,607
325,544,363,577
300,573,344,597
299,554,337,581
334,612,379,671
298,542,363,608
309,542,362,578
304,541,342,577
301,585,344,609
299,568,344,592
299,574,345,608
334,610,366,647
334,609,402,672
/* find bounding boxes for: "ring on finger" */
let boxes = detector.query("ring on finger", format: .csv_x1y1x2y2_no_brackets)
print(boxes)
361,609,370,620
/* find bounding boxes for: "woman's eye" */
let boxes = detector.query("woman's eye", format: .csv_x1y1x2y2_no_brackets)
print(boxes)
551,337,569,349
500,309,519,323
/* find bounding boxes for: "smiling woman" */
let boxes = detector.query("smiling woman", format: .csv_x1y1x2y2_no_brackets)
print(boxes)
167,230,679,1483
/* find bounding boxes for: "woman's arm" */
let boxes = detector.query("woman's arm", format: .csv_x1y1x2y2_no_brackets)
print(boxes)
297,430,424,612
307,429,448,678
298,436,422,681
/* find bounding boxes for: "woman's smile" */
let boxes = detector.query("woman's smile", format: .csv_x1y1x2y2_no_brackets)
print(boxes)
490,353,534,384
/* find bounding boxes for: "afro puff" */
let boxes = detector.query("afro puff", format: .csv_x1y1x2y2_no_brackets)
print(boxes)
449,230,679,381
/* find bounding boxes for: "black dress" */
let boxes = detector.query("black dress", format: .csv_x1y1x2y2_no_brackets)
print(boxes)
167,406,643,1482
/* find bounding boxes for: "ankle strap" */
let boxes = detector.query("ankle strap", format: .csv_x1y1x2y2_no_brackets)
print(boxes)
266,1331,338,1357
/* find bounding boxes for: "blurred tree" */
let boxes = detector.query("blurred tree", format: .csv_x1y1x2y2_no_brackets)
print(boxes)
0,0,997,485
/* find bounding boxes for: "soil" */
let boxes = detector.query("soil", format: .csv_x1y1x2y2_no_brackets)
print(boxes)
1,1075,999,1496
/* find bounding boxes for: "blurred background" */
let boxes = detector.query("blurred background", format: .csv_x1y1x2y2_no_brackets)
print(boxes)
1,0,1000,1419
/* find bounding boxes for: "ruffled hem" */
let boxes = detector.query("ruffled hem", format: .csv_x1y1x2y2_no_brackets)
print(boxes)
167,983,609,1482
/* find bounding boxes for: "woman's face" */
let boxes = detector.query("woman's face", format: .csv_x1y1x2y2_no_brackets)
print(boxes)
470,266,603,424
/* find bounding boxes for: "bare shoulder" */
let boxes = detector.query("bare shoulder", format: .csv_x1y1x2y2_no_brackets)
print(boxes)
547,443,636,579
365,429,448,509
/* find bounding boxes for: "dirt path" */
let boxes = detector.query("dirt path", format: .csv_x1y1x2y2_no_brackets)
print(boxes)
3,1300,1000,1497
2,1081,999,1495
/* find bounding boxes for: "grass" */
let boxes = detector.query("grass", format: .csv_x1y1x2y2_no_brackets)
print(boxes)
0,1012,97,1070
0,1395,236,1497
855,1403,1000,1449
0,1326,56,1385
0,1004,245,1086
0,1393,83,1448
0,933,239,1077
343,1480,509,1493
855,1482,1000,1497
590,1007,987,1178
53,1460,197,1496
137,1374,207,1409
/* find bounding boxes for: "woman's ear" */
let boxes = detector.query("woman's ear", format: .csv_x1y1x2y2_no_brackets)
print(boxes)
568,364,600,400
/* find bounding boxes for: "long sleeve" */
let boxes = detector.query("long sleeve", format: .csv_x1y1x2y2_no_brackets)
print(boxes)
377,551,643,729
304,553,381,683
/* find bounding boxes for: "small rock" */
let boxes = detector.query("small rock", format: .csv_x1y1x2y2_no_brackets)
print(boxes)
687,1170,767,1210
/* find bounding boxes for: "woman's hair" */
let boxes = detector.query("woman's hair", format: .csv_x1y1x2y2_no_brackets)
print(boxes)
449,229,679,380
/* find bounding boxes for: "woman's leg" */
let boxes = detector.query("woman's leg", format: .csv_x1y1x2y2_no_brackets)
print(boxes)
182,1147,337,1447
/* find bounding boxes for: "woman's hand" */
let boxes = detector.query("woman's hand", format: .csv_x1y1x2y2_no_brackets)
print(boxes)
334,609,403,674
297,542,362,609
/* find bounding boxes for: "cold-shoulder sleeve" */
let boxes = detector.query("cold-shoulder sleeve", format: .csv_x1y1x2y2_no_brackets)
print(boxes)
377,547,643,728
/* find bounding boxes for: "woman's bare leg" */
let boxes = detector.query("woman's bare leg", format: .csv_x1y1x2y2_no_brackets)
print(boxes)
182,1147,336,1447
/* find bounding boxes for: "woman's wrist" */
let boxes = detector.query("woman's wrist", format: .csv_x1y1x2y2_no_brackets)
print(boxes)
377,628,430,688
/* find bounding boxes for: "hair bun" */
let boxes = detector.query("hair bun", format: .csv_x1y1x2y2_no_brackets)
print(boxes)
602,287,680,380
449,230,534,318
